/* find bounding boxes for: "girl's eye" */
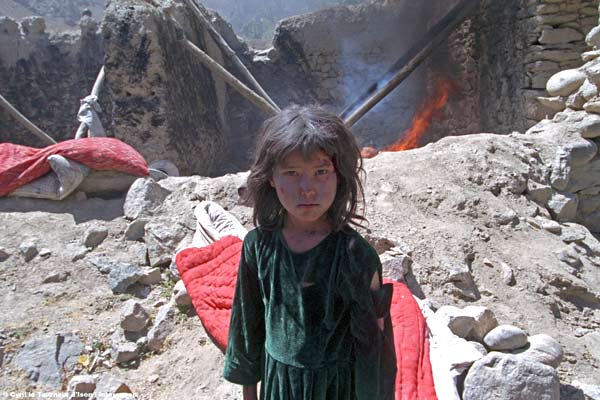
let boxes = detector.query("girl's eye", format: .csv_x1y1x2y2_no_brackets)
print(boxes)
315,169,329,176
283,170,298,176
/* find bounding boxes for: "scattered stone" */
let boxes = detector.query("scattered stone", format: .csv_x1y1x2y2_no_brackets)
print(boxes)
173,280,192,306
584,99,600,115
147,301,176,352
493,209,518,225
512,334,563,368
120,300,150,332
39,248,51,258
67,374,97,399
549,149,571,191
139,267,161,285
129,242,148,266
83,224,109,249
145,221,190,268
19,239,38,262
441,258,479,300
110,331,140,364
535,96,566,113
469,341,488,357
463,306,498,342
546,69,586,97
93,374,133,396
571,381,600,400
484,324,528,351
124,218,148,241
527,181,552,205
15,333,83,388
65,242,89,262
123,178,171,220
539,218,562,234
500,263,516,286
463,353,559,400
0,247,9,262
434,306,476,338
42,271,70,284
586,25,600,48
560,223,588,243
109,263,144,294
582,50,600,62
168,258,181,281
581,331,600,363
555,244,583,269
547,191,578,222
381,253,412,282
580,79,599,101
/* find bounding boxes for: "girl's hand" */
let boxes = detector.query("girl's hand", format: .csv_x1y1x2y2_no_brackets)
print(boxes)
243,385,258,400
370,270,385,331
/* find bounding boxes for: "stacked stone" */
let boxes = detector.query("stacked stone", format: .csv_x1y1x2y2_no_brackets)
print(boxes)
523,16,600,231
524,0,600,124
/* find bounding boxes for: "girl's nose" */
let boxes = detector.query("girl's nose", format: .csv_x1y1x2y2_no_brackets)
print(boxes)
299,175,316,198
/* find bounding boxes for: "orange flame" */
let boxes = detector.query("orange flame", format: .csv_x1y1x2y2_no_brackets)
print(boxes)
385,76,456,152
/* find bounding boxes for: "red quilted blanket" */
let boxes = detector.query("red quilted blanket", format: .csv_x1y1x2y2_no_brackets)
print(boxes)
0,137,149,196
176,236,438,400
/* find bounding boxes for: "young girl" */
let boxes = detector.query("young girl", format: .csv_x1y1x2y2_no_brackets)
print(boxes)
223,105,396,400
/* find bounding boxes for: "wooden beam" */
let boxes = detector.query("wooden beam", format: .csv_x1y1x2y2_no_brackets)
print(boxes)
183,0,280,112
186,39,279,116
0,92,56,145
340,0,479,127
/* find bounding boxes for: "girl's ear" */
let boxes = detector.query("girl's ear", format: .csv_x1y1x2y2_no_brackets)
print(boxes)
269,178,275,188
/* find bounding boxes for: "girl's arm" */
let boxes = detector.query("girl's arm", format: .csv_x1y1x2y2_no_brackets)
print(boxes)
243,385,258,400
370,270,385,330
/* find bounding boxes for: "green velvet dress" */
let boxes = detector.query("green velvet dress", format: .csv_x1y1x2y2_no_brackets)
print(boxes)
223,227,396,400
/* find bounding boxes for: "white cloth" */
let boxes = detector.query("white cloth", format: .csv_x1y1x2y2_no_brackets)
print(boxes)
76,95,106,138
192,201,247,247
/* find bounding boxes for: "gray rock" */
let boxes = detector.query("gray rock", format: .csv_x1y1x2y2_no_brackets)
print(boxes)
123,178,171,220
549,149,571,190
441,258,479,300
120,300,150,332
567,139,598,168
65,242,89,262
469,341,488,357
93,374,133,396
560,223,588,243
546,69,586,97
484,325,529,351
512,334,563,368
168,258,181,281
493,209,518,225
42,271,70,284
580,79,599,101
556,244,583,269
500,262,516,286
0,247,10,262
539,218,562,234
581,331,600,363
147,301,176,352
434,306,475,338
39,248,51,258
381,253,412,282
571,381,600,400
547,191,578,222
129,242,148,266
124,218,149,241
110,331,139,364
139,267,161,285
527,181,552,205
67,374,97,399
108,263,144,294
584,99,600,115
86,255,144,292
173,280,192,306
83,224,108,248
539,27,584,46
145,221,189,268
586,25,600,48
15,333,83,388
19,238,38,262
569,156,600,192
463,353,559,400
463,306,498,342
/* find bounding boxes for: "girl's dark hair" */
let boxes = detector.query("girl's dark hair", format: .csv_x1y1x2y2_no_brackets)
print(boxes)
245,104,366,231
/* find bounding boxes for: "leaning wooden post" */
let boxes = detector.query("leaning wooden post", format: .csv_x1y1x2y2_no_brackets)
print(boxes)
0,92,56,145
183,0,280,112
341,0,479,127
75,66,106,139
186,39,279,116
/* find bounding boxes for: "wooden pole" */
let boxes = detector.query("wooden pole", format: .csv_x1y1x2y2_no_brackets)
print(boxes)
75,66,106,139
186,39,279,116
183,0,280,112
341,0,479,127
0,92,56,145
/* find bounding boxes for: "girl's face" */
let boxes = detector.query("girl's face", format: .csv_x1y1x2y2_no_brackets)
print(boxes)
269,149,338,229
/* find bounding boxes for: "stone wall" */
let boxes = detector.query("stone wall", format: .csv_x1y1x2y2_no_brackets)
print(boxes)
0,14,104,146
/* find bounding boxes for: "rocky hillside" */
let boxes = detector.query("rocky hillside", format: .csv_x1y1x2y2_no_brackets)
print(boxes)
0,0,105,31
0,108,599,398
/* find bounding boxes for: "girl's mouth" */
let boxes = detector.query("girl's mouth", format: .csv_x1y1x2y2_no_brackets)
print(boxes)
298,203,319,207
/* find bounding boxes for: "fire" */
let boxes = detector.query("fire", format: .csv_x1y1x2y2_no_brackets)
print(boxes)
385,76,456,152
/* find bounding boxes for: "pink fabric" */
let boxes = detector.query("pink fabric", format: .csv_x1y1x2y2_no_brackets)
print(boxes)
177,237,438,399
0,137,149,196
